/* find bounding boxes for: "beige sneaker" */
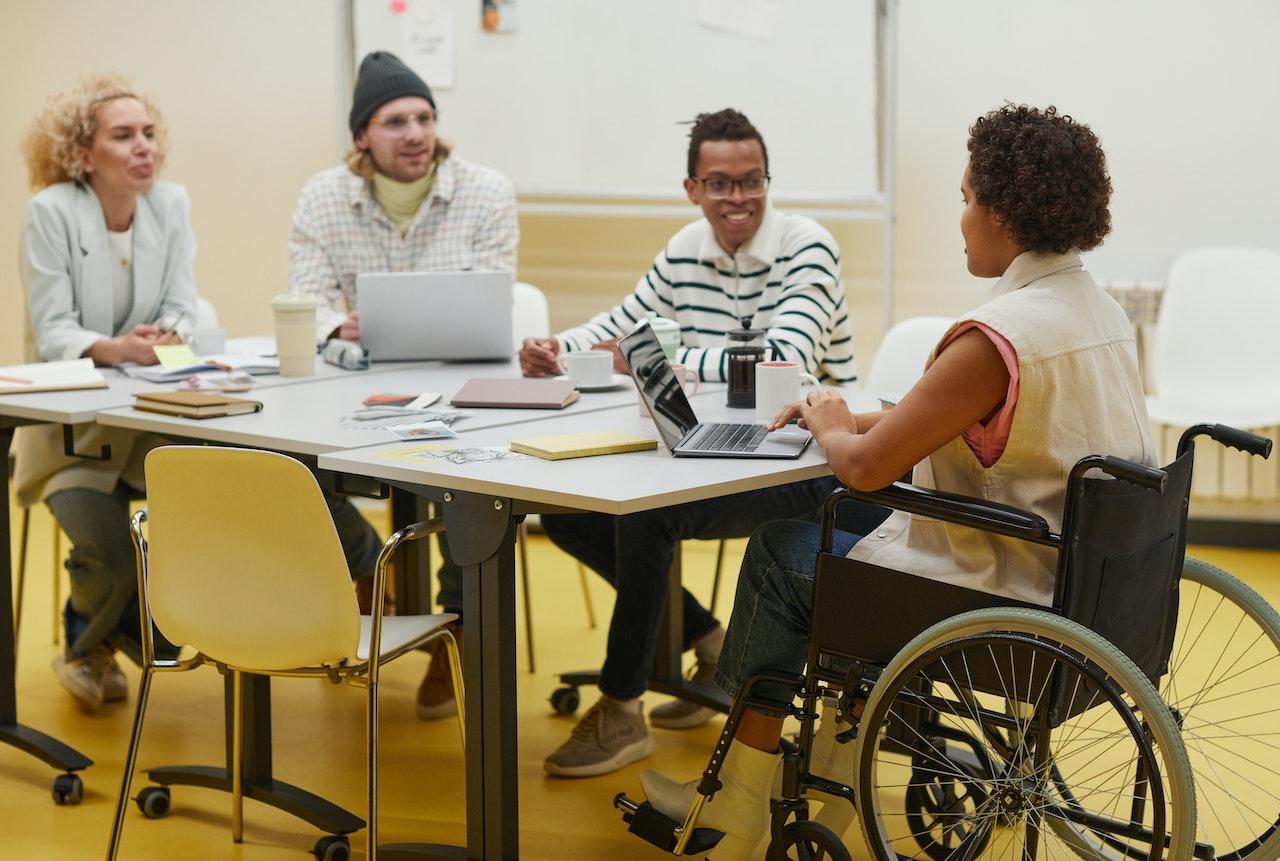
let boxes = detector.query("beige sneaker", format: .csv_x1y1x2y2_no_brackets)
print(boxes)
52,650,107,712
416,623,460,720
544,696,655,778
649,659,719,730
101,651,129,703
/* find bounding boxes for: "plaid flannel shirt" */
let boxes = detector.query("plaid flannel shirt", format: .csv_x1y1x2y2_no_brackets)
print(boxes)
288,156,518,342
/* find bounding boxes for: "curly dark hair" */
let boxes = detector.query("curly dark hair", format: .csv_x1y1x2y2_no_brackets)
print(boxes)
967,104,1112,253
686,108,769,178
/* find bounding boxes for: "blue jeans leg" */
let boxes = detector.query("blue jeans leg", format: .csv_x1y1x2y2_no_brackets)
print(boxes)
544,476,852,700
714,520,860,718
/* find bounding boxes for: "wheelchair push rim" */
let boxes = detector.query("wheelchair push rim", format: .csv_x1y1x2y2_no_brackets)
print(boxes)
853,608,1196,861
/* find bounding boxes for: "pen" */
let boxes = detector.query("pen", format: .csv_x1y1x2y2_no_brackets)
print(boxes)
0,374,33,385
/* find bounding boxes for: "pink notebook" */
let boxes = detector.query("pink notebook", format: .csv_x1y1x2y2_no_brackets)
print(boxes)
450,378,581,410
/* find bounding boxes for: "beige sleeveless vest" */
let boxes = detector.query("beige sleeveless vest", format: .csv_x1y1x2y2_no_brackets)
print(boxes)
848,251,1155,606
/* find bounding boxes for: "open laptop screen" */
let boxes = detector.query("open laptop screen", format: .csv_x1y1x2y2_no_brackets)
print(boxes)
619,322,699,450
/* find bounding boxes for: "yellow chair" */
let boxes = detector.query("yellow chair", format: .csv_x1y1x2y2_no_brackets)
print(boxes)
107,446,462,861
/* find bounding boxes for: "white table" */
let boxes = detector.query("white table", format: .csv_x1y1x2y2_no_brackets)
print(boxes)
316,390,875,860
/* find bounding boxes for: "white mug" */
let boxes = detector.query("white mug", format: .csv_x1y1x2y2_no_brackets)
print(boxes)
647,317,681,361
558,350,614,387
639,362,699,416
755,361,820,421
190,327,226,356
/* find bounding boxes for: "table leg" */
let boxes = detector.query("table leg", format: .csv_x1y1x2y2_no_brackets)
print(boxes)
380,489,518,860
391,488,433,615
0,423,93,784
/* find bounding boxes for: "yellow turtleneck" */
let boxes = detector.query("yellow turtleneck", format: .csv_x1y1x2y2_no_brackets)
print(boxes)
370,162,437,237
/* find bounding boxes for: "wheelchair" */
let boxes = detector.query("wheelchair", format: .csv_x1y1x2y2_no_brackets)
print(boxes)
614,423,1278,861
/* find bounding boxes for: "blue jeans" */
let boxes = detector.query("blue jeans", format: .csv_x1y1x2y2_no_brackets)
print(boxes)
714,519,862,718
541,477,881,700
48,482,383,663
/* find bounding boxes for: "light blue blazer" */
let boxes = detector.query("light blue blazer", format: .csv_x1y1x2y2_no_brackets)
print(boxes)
15,180,198,505
23,179,197,362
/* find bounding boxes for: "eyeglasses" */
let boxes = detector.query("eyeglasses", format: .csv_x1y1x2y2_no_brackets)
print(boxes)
374,110,436,134
691,174,770,199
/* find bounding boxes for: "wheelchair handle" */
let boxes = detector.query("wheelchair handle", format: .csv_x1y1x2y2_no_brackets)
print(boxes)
1177,423,1273,460
1071,455,1167,492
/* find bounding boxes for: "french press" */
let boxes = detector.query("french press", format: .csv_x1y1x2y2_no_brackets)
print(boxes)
725,317,768,407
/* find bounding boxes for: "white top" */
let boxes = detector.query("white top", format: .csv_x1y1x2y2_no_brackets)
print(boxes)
107,227,134,331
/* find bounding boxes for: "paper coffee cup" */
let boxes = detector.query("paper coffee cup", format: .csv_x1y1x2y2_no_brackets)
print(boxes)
648,317,681,361
271,293,318,377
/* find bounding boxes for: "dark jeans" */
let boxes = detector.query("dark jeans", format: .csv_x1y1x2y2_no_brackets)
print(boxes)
715,519,863,717
540,476,886,700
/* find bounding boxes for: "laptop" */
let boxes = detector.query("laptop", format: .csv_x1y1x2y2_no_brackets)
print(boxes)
355,271,513,361
619,322,813,459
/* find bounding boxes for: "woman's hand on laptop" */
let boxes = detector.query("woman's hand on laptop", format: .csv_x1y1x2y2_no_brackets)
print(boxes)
519,337,561,376
767,389,856,440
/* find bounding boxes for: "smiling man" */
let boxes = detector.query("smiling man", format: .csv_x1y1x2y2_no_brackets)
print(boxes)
519,109,867,779
288,51,516,722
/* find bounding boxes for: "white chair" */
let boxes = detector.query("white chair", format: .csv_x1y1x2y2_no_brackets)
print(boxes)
862,316,955,404
507,282,599,674
1146,247,1280,500
107,446,462,861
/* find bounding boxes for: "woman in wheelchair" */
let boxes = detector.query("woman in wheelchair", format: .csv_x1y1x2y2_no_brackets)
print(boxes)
631,102,1175,860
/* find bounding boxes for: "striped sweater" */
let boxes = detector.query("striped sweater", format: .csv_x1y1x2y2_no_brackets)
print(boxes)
554,206,857,383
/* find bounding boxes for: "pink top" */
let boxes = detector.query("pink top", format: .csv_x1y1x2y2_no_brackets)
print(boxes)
935,321,1020,468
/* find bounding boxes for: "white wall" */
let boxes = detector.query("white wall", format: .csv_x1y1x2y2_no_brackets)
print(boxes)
3,0,1278,367
893,0,1280,310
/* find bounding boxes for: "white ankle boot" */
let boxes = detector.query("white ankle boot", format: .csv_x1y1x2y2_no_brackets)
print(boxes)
640,743,781,860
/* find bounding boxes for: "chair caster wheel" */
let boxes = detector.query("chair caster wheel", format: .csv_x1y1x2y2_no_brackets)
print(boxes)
135,785,171,818
312,834,351,861
51,773,83,805
549,685,580,715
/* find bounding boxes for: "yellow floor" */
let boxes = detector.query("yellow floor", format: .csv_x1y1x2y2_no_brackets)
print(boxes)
4,500,1279,860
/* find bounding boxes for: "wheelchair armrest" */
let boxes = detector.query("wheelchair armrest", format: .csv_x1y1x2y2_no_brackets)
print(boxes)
820,483,1054,552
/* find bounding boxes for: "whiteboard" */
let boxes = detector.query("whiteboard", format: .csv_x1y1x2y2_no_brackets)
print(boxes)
353,0,880,204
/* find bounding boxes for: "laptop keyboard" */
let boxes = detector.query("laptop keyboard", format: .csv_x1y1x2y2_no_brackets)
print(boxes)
688,423,769,453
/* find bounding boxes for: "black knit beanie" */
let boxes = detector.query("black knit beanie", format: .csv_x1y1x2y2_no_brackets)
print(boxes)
348,51,436,137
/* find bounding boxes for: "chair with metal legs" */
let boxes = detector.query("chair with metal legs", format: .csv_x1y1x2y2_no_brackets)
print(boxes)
107,446,464,861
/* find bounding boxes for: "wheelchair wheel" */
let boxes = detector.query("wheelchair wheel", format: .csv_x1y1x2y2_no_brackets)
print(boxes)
1160,558,1280,861
767,819,852,861
854,608,1195,861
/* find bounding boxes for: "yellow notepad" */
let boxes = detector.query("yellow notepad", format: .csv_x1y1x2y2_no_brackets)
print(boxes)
508,431,657,461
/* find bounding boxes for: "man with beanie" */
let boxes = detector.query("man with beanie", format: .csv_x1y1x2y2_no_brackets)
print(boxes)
289,51,517,720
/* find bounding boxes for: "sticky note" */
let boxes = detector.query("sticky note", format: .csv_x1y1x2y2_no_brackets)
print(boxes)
153,344,199,369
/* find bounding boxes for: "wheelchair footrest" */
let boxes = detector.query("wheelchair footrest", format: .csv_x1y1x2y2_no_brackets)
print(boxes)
614,794,724,856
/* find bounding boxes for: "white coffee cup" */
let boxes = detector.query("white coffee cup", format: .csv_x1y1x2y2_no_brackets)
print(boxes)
270,293,318,377
558,350,614,387
755,361,820,421
639,362,699,416
647,317,681,361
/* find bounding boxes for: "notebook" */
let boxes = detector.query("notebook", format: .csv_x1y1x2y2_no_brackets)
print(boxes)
0,358,107,395
509,431,658,461
450,378,580,410
133,391,263,419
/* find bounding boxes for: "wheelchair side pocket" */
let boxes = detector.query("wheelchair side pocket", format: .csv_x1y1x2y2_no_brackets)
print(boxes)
1088,534,1178,682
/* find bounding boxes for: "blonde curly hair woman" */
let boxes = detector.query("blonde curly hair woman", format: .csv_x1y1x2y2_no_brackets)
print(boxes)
16,73,196,710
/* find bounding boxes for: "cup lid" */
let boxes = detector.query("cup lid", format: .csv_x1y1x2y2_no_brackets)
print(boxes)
271,292,317,310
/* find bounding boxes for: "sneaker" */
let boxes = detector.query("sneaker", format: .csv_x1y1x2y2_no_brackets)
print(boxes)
101,652,129,703
52,650,106,712
544,696,655,778
416,623,461,720
649,659,719,730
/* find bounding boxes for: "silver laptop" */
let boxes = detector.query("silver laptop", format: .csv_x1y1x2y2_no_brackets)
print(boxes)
620,322,813,459
355,271,513,361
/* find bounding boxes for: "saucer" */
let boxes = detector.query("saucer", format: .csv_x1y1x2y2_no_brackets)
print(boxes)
556,373,629,392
